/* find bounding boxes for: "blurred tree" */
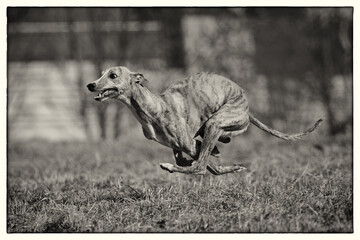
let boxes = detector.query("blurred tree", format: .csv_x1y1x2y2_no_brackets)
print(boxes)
305,8,352,135
246,8,314,128
246,8,352,135
88,8,109,140
66,8,92,140
183,10,255,92
113,8,129,140
160,8,185,69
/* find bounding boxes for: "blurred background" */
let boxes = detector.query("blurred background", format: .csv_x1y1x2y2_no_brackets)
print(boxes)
7,7,353,142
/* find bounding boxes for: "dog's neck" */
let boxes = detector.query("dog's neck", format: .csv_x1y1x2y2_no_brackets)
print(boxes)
127,84,164,124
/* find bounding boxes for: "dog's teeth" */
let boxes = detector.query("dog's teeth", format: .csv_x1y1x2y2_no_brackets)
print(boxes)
94,90,116,100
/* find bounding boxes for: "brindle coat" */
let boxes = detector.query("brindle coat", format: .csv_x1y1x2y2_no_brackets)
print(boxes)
87,66,322,175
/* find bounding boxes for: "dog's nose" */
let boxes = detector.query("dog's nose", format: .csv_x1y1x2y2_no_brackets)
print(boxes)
87,83,96,92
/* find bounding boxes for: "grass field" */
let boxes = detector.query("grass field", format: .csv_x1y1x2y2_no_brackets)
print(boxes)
7,132,352,233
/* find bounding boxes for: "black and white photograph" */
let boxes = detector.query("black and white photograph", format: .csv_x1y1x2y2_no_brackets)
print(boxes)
6,6,353,234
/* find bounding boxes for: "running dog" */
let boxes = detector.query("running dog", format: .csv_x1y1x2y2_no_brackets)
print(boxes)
87,66,322,175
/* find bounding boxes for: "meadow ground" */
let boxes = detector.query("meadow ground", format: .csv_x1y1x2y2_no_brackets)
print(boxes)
7,132,352,233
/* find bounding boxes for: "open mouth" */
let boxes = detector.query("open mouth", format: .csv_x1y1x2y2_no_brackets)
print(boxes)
94,88,119,101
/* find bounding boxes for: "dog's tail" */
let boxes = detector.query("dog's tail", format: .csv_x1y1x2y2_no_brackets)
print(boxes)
249,113,323,141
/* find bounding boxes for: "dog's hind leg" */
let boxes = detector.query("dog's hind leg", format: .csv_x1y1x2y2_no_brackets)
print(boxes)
173,149,193,167
171,145,245,175
160,117,228,175
206,148,246,175
160,102,250,175
160,121,222,174
180,138,244,174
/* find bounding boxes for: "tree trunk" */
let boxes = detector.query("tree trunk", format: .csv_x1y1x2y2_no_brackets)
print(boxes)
89,9,109,140
113,8,129,139
317,19,352,135
67,9,92,140
160,9,185,69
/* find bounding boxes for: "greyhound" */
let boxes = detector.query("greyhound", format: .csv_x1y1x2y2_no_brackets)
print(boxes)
87,66,322,175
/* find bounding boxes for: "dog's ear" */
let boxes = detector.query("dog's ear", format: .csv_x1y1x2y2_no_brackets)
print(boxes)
131,72,148,86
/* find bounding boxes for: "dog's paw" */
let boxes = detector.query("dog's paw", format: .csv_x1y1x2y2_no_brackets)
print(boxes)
160,163,174,173
234,164,246,172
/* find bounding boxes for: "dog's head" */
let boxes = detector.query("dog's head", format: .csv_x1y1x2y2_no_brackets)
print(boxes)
87,66,147,102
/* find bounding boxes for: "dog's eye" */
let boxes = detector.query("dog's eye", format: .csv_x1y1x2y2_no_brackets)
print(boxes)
109,73,118,79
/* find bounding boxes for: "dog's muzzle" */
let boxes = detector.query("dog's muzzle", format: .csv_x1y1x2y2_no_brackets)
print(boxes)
87,83,96,92
87,82,120,101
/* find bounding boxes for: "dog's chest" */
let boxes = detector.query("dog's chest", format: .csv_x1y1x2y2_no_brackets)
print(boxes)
142,121,176,147
130,107,172,147
129,101,180,148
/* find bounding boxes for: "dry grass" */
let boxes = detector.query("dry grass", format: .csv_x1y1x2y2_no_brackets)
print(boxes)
7,132,352,232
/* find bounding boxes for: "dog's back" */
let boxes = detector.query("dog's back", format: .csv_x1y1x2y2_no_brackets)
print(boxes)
160,72,248,135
